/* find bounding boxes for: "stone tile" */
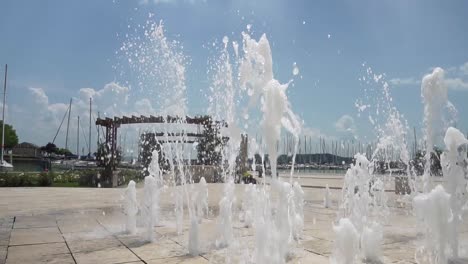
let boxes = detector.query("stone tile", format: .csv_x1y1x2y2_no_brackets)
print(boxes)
68,237,122,253
202,248,247,264
118,234,173,249
6,253,75,264
289,251,329,264
448,258,468,264
9,227,63,245
0,246,7,264
0,230,10,246
303,228,334,242
382,229,418,245
146,256,208,264
6,243,70,263
0,218,13,230
58,219,101,233
63,227,112,241
301,238,332,256
74,245,139,264
131,241,186,260
14,215,56,229
168,222,219,251
382,242,418,263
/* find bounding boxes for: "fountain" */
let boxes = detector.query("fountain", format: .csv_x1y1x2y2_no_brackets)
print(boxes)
193,176,208,223
142,175,158,242
421,68,449,192
123,180,138,235
441,127,468,258
116,14,467,264
331,218,359,264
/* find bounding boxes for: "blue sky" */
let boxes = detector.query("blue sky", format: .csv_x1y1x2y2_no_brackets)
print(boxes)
0,0,467,152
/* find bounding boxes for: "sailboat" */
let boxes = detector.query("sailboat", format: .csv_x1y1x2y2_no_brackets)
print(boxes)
1,64,13,168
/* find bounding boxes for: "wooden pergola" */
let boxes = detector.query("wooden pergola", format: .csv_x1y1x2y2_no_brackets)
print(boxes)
95,115,226,169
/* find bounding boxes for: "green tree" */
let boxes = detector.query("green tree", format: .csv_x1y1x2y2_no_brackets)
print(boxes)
56,148,72,156
412,147,443,176
96,142,122,168
197,117,223,165
138,133,165,176
0,121,18,148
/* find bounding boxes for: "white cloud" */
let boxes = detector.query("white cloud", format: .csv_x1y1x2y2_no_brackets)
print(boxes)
390,61,468,91
302,127,334,142
444,77,468,91
459,62,468,76
335,114,356,135
10,82,134,153
388,77,420,86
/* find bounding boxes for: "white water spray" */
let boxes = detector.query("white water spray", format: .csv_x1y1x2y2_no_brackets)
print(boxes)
421,67,448,192
142,175,159,242
331,218,359,264
413,185,452,264
324,184,331,208
440,127,468,259
124,180,138,235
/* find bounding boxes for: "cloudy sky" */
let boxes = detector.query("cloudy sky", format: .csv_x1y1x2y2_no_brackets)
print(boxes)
0,0,467,155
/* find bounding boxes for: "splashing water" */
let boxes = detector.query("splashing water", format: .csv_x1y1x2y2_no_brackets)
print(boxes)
238,31,303,263
216,178,235,248
331,218,359,264
193,177,209,223
421,68,448,192
142,175,159,242
440,127,468,258
205,29,303,263
119,19,187,116
413,185,452,264
240,183,256,228
324,184,331,208
124,180,138,235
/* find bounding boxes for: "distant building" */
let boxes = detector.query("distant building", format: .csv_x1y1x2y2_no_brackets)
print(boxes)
13,142,41,158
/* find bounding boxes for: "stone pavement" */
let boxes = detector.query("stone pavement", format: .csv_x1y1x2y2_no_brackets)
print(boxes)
0,178,467,264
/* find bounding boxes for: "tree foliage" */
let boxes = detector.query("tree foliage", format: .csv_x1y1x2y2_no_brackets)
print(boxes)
139,133,165,176
197,117,223,166
411,147,443,176
96,142,122,167
0,121,18,148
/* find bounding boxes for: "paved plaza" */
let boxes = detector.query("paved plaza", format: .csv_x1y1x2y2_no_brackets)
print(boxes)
0,176,467,264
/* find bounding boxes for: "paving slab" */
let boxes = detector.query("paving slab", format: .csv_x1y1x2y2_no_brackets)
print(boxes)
0,182,467,263
382,242,418,263
300,237,332,257
290,250,329,264
14,215,56,229
58,218,101,233
9,227,63,245
6,253,75,264
145,256,208,264
73,245,139,264
63,227,113,242
0,246,6,264
131,241,186,260
0,230,10,247
6,242,70,263
68,237,122,253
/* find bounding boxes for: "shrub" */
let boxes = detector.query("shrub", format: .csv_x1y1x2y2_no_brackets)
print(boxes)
79,170,98,187
19,173,34,186
38,172,54,186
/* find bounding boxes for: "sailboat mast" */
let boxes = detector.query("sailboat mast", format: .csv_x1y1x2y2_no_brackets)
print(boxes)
88,98,91,157
65,98,72,151
1,64,7,165
77,116,80,158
